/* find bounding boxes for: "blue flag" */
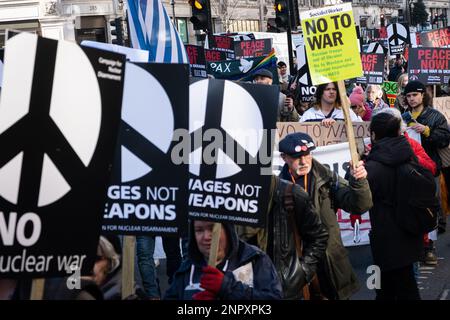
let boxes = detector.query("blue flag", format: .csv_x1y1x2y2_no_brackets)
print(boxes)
126,0,188,63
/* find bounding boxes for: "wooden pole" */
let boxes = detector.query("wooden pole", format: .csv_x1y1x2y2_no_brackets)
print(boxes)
337,80,359,168
30,279,45,300
434,85,437,98
208,223,222,267
121,236,135,299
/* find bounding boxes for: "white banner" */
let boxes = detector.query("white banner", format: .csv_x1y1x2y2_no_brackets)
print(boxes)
273,141,371,247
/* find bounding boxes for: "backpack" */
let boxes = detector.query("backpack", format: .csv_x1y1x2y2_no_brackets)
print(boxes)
395,160,439,236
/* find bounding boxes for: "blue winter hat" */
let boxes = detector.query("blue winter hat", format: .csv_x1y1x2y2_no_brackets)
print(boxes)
279,132,316,157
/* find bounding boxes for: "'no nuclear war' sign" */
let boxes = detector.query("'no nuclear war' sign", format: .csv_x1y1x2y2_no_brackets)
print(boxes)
300,3,363,85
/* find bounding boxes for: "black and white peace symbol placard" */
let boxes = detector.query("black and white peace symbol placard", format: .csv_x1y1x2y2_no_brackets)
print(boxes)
0,33,124,278
187,79,278,227
103,62,189,237
387,23,410,55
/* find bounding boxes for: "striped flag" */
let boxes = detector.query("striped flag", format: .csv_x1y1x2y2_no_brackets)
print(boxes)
126,0,188,64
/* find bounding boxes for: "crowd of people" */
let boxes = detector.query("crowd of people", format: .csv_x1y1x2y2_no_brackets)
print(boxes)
1,52,449,302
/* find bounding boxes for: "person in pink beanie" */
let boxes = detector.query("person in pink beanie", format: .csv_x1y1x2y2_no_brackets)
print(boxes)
349,86,372,121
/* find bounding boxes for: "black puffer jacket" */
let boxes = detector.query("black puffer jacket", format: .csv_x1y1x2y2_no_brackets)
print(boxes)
365,136,423,271
412,106,450,174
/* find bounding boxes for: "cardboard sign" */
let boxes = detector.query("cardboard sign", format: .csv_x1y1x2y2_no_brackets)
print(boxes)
434,97,450,123
210,35,235,60
295,45,316,103
408,47,450,85
0,33,124,278
356,53,385,85
186,45,207,78
103,63,189,237
387,23,410,55
188,79,278,227
300,3,363,85
419,27,450,48
207,52,278,84
234,39,273,59
276,122,370,147
205,49,226,62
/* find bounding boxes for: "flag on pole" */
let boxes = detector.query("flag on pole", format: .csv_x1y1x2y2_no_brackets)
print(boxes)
126,0,188,64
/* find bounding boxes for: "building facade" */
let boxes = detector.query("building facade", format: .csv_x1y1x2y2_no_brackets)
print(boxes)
0,0,448,47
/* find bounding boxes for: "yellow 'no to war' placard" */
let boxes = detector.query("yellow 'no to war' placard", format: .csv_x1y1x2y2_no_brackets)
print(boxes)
300,3,363,85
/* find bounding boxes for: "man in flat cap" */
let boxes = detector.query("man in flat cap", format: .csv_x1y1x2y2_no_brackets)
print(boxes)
279,132,372,300
252,68,299,122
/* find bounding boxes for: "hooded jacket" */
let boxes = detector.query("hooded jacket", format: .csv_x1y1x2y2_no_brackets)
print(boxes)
365,136,423,271
164,222,283,300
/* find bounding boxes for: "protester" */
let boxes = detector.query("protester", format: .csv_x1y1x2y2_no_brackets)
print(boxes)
252,68,299,122
402,80,450,235
300,82,360,126
136,236,160,299
237,175,328,300
394,73,409,113
278,132,372,299
164,220,283,300
365,111,425,300
349,86,372,121
388,56,405,82
365,84,389,116
277,61,292,90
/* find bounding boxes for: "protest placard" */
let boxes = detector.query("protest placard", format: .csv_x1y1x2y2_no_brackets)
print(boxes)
234,39,273,59
0,33,124,278
188,79,278,227
356,53,385,85
419,27,450,48
186,44,207,78
103,63,189,237
408,47,450,85
300,3,363,85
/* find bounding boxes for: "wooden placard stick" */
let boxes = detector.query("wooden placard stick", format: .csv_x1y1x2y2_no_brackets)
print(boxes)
30,278,45,300
208,223,222,267
121,235,135,299
337,80,359,168
434,85,437,98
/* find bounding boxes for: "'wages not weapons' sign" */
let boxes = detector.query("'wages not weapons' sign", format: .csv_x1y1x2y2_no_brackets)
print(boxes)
408,47,450,85
188,79,278,227
103,63,189,237
300,3,363,85
356,53,385,85
419,27,450,48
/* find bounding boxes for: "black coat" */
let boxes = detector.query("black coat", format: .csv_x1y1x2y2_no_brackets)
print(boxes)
414,106,450,174
365,136,423,271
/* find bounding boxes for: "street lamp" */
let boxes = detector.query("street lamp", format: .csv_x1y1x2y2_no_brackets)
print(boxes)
170,0,177,30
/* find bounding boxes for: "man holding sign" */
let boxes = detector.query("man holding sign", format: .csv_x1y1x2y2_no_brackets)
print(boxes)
279,133,372,300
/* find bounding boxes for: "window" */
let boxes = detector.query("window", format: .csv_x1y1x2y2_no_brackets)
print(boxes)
228,20,260,32
177,18,188,44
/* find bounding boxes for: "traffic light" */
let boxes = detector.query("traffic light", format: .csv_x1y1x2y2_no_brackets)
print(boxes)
110,18,123,45
380,14,385,27
274,0,289,29
189,0,210,31
290,0,300,29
